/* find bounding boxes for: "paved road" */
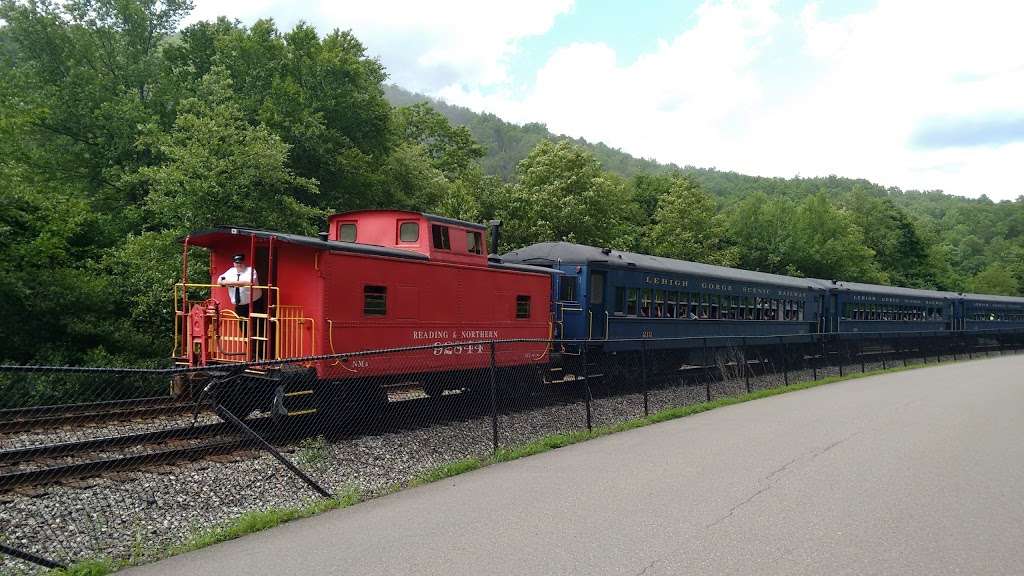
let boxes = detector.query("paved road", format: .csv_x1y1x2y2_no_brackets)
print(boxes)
127,356,1024,575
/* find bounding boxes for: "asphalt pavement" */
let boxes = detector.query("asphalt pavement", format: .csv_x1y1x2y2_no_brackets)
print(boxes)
125,355,1024,575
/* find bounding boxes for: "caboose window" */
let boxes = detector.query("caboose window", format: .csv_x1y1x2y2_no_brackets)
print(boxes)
627,288,638,316
399,222,420,242
339,223,357,242
431,225,451,250
615,287,625,314
466,231,482,254
516,295,531,318
363,285,387,316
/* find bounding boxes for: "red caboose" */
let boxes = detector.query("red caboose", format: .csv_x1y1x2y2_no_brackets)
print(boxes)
174,210,555,416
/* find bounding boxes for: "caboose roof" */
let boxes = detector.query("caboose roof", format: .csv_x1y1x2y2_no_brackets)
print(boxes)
184,226,429,261
501,242,822,291
183,226,558,276
329,209,487,230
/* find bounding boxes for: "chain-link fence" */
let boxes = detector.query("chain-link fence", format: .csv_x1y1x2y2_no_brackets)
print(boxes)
2,330,1022,573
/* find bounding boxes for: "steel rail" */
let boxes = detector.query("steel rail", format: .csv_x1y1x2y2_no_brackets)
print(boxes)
0,398,201,433
0,422,232,464
0,440,252,490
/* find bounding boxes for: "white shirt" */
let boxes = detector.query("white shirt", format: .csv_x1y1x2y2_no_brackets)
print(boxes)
219,266,263,305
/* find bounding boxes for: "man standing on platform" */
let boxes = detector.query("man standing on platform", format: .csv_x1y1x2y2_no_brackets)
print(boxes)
218,253,264,333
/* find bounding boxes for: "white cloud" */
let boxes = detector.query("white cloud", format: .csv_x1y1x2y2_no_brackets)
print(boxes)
184,0,1024,199
440,0,781,168
439,0,1024,200
315,0,573,91
187,0,573,92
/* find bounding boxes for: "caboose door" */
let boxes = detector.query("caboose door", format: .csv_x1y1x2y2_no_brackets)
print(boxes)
588,271,607,340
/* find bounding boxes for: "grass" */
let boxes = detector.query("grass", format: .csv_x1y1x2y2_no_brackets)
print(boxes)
172,486,361,554
48,488,362,576
47,356,976,574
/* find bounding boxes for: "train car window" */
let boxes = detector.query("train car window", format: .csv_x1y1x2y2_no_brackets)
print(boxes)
516,295,531,318
339,223,357,242
798,302,805,321
399,221,419,242
615,287,625,314
590,273,604,305
466,231,482,254
654,290,665,318
627,288,638,316
559,277,577,302
363,285,387,316
667,292,677,318
431,225,451,250
710,294,720,319
732,296,741,320
640,289,652,317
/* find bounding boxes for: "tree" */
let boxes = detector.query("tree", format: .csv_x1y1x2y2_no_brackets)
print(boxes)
785,193,881,281
646,176,738,266
163,19,393,211
135,67,320,233
725,191,792,273
393,103,485,182
968,264,1019,296
495,140,639,250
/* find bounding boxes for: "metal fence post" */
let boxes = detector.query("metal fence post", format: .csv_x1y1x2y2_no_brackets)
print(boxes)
837,339,844,377
812,337,818,381
489,341,498,454
0,543,66,571
213,401,333,499
703,337,711,401
583,343,592,432
641,339,649,417
780,336,789,386
742,338,750,393
879,336,887,370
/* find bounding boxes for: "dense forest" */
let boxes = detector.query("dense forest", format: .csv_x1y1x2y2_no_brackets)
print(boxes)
1,0,1022,367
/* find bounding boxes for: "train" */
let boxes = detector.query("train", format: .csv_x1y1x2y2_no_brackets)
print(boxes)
173,209,1024,417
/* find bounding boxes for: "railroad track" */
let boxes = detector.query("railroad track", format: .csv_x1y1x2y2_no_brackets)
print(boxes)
0,419,277,490
0,396,202,433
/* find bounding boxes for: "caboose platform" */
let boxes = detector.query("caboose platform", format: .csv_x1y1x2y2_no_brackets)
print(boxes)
124,356,1024,576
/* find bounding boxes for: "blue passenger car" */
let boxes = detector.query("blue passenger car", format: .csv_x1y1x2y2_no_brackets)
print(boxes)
816,280,955,333
962,293,1024,332
501,242,824,352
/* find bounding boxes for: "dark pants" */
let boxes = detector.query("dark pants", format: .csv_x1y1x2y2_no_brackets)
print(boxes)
235,298,265,336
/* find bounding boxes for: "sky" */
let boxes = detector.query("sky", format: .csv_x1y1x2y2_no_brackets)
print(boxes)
185,0,1024,201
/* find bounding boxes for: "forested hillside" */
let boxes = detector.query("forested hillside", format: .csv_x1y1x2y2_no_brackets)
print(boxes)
386,85,1024,297
1,1,1021,367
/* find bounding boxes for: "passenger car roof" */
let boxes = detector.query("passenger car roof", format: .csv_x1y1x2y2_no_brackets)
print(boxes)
962,292,1024,305
812,279,957,300
501,242,822,291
